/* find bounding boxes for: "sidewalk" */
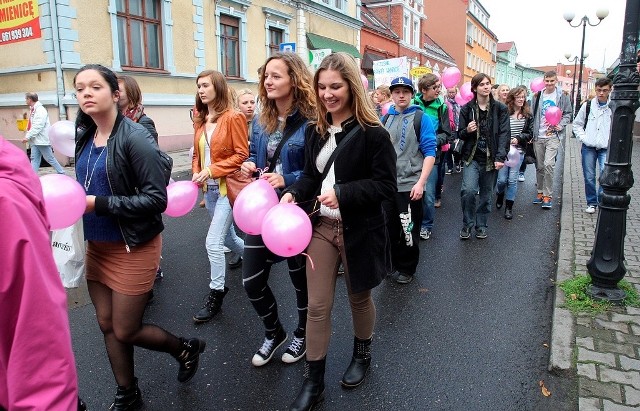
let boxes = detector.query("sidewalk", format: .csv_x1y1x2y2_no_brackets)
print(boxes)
551,135,640,410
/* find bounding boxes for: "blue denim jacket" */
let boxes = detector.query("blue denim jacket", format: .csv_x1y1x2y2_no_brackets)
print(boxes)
248,111,308,188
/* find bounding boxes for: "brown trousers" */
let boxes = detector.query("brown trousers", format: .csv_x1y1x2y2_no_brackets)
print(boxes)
306,217,376,361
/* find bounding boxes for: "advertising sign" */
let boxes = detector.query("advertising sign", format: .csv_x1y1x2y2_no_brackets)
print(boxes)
373,57,408,88
0,0,42,45
309,48,331,71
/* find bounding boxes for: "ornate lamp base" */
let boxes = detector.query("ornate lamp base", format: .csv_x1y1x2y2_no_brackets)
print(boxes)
586,284,626,304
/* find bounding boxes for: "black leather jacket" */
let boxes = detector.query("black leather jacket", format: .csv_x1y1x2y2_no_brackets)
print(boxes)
75,112,167,249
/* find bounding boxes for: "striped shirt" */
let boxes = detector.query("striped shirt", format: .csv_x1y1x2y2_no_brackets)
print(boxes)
510,117,526,138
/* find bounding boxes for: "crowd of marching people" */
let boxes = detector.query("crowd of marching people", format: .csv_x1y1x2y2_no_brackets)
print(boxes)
4,48,613,410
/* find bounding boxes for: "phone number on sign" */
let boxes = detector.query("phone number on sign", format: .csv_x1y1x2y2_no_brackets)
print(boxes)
0,26,34,43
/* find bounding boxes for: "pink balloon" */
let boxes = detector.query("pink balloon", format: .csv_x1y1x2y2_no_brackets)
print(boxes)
261,203,312,257
454,92,466,106
460,82,473,101
360,74,369,90
165,180,198,217
40,174,86,230
545,106,563,126
49,120,76,157
442,67,462,89
530,77,545,93
232,178,279,235
380,101,392,116
504,145,520,168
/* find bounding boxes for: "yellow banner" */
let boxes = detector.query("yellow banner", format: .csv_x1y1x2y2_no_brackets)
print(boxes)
0,0,41,45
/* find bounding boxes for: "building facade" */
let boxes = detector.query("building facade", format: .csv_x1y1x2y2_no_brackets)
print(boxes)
0,0,361,153
495,42,544,90
362,0,456,86
424,0,497,84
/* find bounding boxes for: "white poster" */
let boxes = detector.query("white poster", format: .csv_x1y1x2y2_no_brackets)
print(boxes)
373,57,408,88
309,48,332,71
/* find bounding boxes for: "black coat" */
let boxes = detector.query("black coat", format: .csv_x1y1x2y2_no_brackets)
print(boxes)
284,119,397,293
458,98,510,163
75,113,167,248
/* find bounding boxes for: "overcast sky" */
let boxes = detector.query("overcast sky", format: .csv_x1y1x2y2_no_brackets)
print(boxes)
478,0,627,71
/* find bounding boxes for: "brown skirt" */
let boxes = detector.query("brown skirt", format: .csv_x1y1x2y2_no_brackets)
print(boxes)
85,235,162,295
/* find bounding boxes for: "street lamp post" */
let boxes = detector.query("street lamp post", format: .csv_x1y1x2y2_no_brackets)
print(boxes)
563,8,609,116
584,0,639,302
564,54,579,118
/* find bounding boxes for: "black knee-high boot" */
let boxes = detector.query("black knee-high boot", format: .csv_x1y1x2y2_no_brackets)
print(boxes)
341,336,372,388
290,358,326,411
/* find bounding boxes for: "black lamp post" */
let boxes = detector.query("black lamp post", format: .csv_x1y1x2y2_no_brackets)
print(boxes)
564,54,579,118
563,8,609,116
584,0,639,302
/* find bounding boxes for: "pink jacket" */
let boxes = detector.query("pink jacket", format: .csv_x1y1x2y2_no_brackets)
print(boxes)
0,137,79,410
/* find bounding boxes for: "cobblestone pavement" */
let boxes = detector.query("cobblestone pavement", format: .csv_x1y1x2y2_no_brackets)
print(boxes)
551,135,640,411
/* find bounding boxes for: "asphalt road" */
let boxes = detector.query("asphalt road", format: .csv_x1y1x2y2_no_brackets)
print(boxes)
70,145,577,410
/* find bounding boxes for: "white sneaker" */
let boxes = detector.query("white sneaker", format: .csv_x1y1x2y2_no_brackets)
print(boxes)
585,205,597,214
517,172,525,182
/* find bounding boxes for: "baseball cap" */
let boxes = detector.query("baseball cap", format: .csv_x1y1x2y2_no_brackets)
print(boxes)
389,76,415,94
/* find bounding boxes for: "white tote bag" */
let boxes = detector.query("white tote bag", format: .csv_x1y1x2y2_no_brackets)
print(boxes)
51,219,86,288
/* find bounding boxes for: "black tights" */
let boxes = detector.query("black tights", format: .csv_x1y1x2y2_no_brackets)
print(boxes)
242,234,308,338
88,280,181,388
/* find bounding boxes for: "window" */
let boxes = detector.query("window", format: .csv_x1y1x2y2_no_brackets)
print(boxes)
220,15,240,77
403,13,410,42
413,20,420,47
466,52,472,68
268,27,283,57
116,0,163,69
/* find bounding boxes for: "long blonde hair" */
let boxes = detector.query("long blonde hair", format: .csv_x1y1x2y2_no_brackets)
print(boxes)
258,52,316,133
313,52,381,137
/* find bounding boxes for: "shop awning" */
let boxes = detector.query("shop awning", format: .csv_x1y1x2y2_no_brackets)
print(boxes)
362,52,386,70
307,33,361,59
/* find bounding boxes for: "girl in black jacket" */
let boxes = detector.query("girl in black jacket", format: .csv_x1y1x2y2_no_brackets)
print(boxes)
282,52,397,411
74,64,205,410
495,86,534,219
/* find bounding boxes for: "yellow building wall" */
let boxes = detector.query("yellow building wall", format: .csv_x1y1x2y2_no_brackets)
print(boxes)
173,2,200,74
74,0,112,64
0,34,46,69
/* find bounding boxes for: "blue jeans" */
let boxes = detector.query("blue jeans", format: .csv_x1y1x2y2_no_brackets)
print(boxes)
460,160,497,230
421,165,439,230
204,184,244,290
581,144,607,206
496,151,524,201
31,144,65,173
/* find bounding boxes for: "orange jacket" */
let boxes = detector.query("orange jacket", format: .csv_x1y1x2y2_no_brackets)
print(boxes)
191,110,249,178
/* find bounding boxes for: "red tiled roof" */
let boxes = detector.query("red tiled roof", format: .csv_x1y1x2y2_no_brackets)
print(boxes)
497,42,514,52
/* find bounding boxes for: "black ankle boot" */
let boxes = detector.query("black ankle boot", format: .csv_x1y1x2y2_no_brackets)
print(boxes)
108,378,144,411
174,337,207,383
290,358,326,411
496,192,505,209
193,287,228,323
340,336,372,388
504,200,514,220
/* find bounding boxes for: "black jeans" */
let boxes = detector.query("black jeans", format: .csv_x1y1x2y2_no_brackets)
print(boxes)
389,191,423,276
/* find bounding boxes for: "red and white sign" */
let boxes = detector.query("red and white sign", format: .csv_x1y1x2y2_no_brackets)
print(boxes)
0,0,41,45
